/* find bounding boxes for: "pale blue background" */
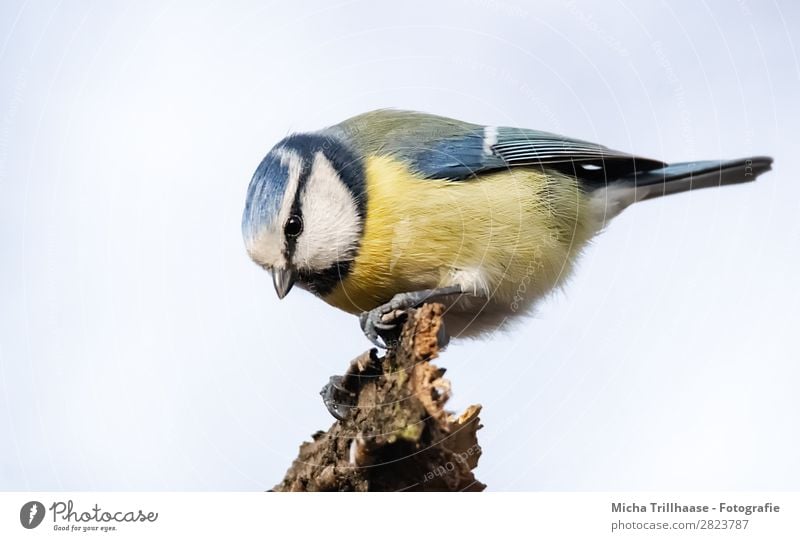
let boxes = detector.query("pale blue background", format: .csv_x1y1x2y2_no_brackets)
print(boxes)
1,0,797,490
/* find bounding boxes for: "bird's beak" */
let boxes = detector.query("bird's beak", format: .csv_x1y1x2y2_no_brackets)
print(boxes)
272,267,296,299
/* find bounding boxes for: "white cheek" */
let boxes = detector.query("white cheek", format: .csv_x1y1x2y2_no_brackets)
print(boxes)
245,227,286,268
294,153,361,270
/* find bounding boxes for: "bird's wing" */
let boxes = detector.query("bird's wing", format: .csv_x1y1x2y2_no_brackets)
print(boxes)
488,127,666,183
332,110,665,184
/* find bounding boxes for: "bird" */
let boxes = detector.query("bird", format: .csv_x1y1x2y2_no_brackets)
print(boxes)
242,109,772,347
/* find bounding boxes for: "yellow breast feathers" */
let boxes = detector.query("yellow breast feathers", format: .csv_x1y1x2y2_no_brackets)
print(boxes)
322,155,597,314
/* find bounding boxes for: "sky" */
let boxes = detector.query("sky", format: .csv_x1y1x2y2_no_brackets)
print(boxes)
0,0,798,491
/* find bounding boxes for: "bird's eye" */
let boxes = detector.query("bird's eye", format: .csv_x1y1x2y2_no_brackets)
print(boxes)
284,214,303,237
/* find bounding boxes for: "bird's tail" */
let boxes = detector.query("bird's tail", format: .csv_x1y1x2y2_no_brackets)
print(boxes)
623,156,773,201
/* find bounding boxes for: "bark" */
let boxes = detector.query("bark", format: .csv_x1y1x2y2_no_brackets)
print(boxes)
274,303,484,491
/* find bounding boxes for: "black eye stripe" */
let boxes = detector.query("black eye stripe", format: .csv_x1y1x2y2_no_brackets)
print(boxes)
282,158,311,260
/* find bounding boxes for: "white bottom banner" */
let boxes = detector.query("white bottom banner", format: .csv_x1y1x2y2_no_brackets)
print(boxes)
1,492,797,540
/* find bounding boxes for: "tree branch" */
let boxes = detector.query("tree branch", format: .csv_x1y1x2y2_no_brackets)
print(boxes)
274,303,484,491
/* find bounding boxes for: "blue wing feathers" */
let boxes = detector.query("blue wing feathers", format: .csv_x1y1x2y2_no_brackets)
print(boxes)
332,110,681,184
409,130,505,179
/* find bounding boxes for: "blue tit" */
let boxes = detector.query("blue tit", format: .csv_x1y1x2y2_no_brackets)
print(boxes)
242,109,772,347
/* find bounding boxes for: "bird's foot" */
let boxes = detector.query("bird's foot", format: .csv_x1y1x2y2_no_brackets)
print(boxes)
359,286,462,348
320,349,382,421
358,305,406,349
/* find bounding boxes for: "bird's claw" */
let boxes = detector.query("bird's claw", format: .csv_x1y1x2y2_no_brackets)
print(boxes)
359,302,409,349
320,349,382,421
320,375,355,421
358,287,463,348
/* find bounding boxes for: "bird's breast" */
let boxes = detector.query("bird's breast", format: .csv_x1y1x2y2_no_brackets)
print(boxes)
322,155,598,316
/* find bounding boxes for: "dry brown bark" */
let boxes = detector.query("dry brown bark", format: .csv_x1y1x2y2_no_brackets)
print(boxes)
274,303,484,491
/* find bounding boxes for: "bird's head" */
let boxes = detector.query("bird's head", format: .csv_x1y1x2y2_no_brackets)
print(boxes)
242,133,366,299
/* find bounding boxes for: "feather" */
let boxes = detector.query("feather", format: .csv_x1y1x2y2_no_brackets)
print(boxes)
329,109,665,184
